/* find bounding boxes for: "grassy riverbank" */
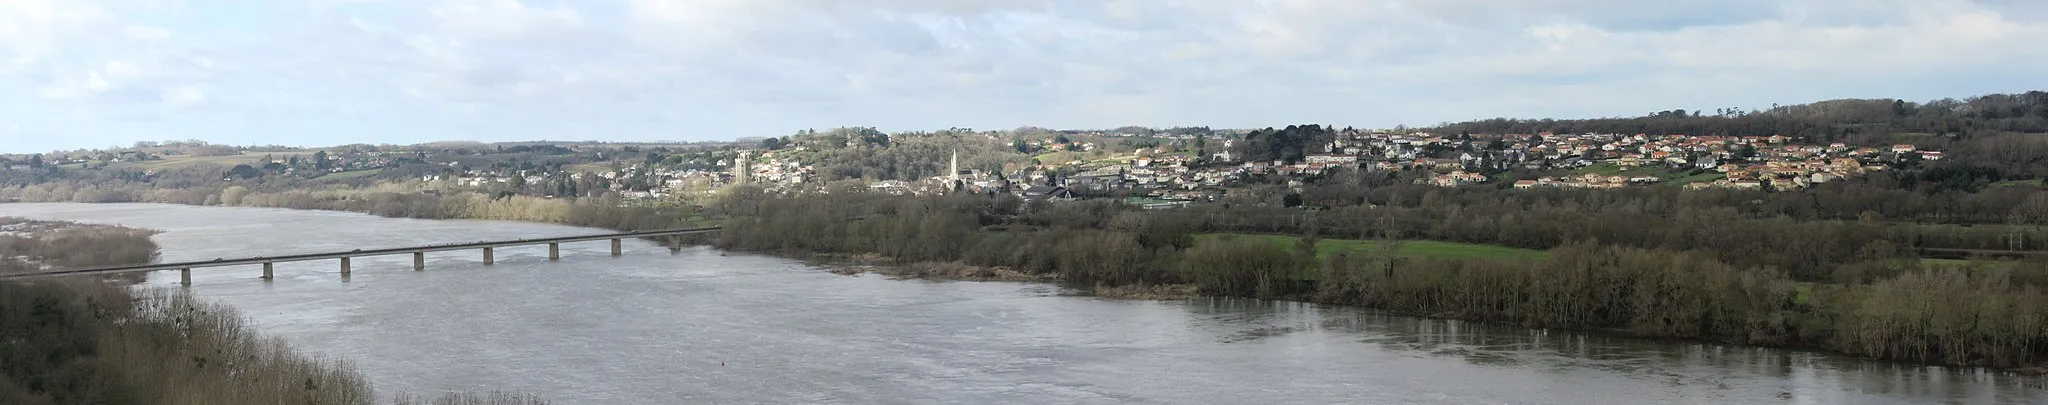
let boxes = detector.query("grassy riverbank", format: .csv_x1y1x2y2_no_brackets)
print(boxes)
711,192,2048,372
12,189,2048,373
1194,234,1547,262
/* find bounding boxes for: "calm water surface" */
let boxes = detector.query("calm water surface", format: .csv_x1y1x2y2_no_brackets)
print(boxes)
2,203,2042,404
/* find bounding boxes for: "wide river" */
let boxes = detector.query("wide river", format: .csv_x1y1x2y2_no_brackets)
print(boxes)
2,203,2042,404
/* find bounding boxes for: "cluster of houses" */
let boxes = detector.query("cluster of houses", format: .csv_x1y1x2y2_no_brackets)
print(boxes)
1688,143,1925,190
818,130,1942,206
184,128,1941,204
1259,129,1936,191
1515,174,1666,189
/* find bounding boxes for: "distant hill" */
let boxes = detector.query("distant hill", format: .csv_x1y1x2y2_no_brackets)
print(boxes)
1429,91,2048,145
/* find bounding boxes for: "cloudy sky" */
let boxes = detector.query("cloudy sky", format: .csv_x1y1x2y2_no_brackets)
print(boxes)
2,0,2046,152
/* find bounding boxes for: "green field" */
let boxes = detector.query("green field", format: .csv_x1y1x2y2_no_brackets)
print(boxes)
1794,282,1824,305
1672,172,1726,184
110,152,315,170
1920,257,2030,268
1922,258,1976,267
1993,179,2045,188
1196,234,1549,262
565,163,614,173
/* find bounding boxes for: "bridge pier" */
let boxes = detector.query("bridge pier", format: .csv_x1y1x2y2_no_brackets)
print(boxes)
549,243,560,261
484,247,495,265
413,252,425,270
668,237,682,254
340,257,351,276
611,238,623,256
180,268,191,285
262,262,273,280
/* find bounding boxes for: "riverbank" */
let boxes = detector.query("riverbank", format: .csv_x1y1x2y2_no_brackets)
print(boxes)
0,217,158,276
5,202,2043,403
809,253,1202,300
0,216,555,403
715,194,2048,374
12,196,2048,374
794,241,2048,376
0,220,377,404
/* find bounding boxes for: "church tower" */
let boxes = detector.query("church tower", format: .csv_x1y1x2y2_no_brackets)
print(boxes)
949,149,960,183
735,151,751,185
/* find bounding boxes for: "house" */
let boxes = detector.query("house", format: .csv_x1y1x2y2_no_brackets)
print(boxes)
1123,197,1188,210
1304,154,1358,164
1063,174,1124,191
1891,144,1917,154
868,180,913,195
1022,185,1076,201
1919,151,1944,161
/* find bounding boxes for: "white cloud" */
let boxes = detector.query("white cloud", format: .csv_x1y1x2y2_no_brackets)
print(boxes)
0,0,115,58
123,25,171,41
430,0,583,42
5,0,2048,153
39,60,134,99
160,85,206,107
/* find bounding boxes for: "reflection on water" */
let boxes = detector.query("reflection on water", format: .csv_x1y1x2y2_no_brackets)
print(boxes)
1180,297,2045,404
2,203,2042,405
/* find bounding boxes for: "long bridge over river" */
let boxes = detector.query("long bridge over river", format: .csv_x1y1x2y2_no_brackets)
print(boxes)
0,227,723,284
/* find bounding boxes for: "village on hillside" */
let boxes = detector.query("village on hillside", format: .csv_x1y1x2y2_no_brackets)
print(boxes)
2,127,1939,208
711,129,1936,206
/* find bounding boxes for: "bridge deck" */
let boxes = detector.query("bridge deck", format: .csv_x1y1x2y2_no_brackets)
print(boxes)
0,227,722,280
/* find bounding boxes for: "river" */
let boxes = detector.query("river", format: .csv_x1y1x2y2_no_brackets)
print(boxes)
2,203,2041,404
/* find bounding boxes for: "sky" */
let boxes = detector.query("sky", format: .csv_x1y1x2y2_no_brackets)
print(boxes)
2,0,2047,153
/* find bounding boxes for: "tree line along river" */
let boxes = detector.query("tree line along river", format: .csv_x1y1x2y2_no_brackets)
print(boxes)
1,203,2042,404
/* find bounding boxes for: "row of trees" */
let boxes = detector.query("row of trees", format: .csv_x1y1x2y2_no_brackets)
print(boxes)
1425,92,2048,184
706,189,2048,368
1430,92,2048,144
1320,243,2048,368
1232,124,1337,164
1139,196,2048,283
0,223,550,404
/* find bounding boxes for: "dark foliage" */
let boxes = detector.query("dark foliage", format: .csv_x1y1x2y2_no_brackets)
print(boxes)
711,190,2048,369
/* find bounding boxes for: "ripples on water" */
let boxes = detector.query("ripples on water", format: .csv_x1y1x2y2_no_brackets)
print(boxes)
3,203,2043,404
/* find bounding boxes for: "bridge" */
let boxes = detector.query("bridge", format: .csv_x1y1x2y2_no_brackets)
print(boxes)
0,227,723,284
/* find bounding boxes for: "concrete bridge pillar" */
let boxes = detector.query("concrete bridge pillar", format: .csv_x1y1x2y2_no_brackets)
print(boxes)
549,243,560,261
180,268,191,285
611,238,622,256
413,252,425,270
262,262,273,280
668,237,682,254
340,257,351,276
484,247,495,265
